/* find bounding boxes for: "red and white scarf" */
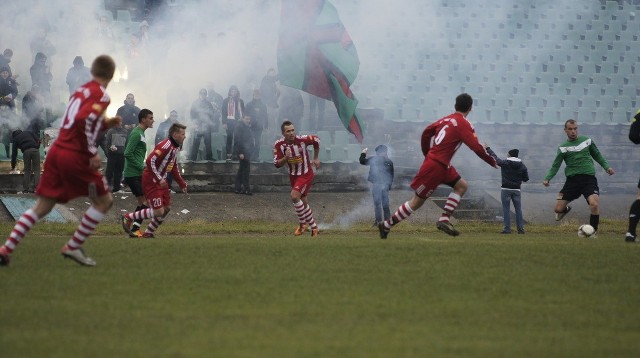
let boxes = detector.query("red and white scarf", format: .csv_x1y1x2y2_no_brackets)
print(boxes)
227,97,242,119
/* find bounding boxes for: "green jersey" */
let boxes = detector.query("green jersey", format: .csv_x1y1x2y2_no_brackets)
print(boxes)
123,126,147,178
544,135,610,181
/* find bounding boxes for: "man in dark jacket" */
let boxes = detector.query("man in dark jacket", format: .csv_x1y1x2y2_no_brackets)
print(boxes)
22,85,44,132
245,89,268,160
259,68,280,131
233,115,255,194
65,56,91,95
11,129,41,193
486,146,529,234
103,121,128,193
0,67,18,110
360,145,394,225
116,93,141,131
29,53,52,98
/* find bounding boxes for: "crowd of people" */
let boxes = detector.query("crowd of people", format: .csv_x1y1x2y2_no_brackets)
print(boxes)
0,74,636,268
0,5,637,268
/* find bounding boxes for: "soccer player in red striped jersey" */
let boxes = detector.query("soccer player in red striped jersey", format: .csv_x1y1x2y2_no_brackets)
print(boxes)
378,93,497,239
274,120,321,237
121,123,188,238
0,55,120,266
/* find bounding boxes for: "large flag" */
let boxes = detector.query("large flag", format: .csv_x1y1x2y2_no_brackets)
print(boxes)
278,0,364,143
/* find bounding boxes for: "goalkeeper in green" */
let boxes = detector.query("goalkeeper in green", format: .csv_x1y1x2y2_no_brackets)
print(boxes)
543,119,615,234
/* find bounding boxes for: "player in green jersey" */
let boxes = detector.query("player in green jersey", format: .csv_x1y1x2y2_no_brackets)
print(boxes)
625,109,640,242
543,119,615,235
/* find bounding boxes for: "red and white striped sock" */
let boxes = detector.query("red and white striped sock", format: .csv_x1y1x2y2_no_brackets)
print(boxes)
126,208,154,221
3,209,39,253
65,207,104,250
145,216,165,235
384,201,414,229
302,204,318,230
293,200,307,225
439,193,461,222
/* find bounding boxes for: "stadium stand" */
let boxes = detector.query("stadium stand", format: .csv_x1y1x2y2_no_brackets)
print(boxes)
350,0,638,126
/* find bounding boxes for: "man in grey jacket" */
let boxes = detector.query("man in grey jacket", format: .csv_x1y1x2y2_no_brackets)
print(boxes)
486,147,529,234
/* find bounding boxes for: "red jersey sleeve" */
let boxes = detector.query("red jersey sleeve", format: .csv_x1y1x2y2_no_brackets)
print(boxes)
421,122,438,157
304,134,320,152
273,139,285,168
459,120,497,167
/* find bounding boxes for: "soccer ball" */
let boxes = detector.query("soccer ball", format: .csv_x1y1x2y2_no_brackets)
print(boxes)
577,224,596,238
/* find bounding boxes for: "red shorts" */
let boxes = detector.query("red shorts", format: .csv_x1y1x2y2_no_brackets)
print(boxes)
36,146,110,203
142,172,171,209
410,159,460,199
290,172,314,197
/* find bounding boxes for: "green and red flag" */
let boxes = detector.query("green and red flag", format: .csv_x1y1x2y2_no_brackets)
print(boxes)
278,0,364,143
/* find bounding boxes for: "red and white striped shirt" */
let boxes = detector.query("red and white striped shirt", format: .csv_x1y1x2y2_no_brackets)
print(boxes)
144,138,186,189
273,135,320,176
55,80,110,156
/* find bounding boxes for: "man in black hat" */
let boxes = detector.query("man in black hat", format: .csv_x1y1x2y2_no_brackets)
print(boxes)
360,144,394,225
485,146,529,234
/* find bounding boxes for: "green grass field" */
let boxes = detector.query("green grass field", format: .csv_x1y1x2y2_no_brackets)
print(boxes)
1,221,639,357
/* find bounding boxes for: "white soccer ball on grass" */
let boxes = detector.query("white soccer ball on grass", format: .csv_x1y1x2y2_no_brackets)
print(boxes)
577,224,596,238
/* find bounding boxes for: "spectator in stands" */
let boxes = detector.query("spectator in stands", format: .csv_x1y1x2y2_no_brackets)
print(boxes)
0,67,18,110
29,52,52,101
260,68,280,131
0,106,16,157
245,89,268,160
278,86,304,131
136,21,151,46
221,85,245,161
155,110,179,145
30,28,56,61
233,114,255,194
96,15,115,40
360,145,394,226
65,56,91,95
0,49,15,79
543,119,615,236
22,85,44,134
116,93,141,132
308,94,326,132
485,146,529,234
189,88,217,161
11,129,41,194
206,82,224,112
127,34,142,59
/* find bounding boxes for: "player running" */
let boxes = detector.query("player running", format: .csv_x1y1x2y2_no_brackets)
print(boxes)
378,93,497,239
0,55,120,266
121,123,188,238
543,119,614,236
273,120,321,237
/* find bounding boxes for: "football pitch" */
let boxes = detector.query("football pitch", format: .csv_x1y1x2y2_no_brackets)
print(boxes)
1,222,639,357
